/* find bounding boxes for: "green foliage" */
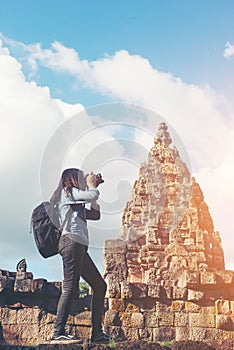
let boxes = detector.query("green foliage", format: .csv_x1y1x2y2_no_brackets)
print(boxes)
108,338,117,348
79,281,89,298
158,340,175,348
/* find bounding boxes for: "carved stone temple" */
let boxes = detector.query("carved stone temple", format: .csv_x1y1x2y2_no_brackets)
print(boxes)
1,123,234,348
103,122,234,347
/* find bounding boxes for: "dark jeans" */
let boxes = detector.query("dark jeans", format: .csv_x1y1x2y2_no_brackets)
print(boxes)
54,235,107,337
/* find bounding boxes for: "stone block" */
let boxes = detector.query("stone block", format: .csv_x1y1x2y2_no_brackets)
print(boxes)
189,313,215,328
177,271,188,288
25,272,33,279
144,311,159,327
119,311,132,327
216,315,234,330
16,271,26,280
215,299,231,315
105,254,127,279
109,298,125,312
175,326,189,341
196,252,206,262
188,289,204,301
185,301,201,313
71,325,91,340
2,324,20,343
74,311,91,326
38,310,56,324
105,310,121,326
120,282,147,299
31,278,47,293
20,324,39,342
189,326,206,341
104,239,127,254
1,308,17,324
148,284,160,298
17,308,40,324
157,311,174,327
122,326,139,341
174,312,189,327
139,327,154,341
106,274,121,298
186,271,200,287
130,312,144,328
172,287,188,300
125,302,140,313
138,298,156,312
171,301,185,312
153,326,176,342
201,305,215,314
14,279,32,293
200,272,217,285
162,286,172,300
38,323,54,342
0,277,14,293
216,270,233,285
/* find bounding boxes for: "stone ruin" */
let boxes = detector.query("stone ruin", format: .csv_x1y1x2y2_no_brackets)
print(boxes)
0,259,92,345
103,122,234,348
0,122,234,348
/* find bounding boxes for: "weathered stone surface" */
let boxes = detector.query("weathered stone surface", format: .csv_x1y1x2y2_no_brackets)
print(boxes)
1,123,234,347
148,284,161,298
216,315,234,330
174,313,189,327
187,289,204,301
0,277,14,293
130,312,144,328
102,123,233,345
1,309,17,325
144,311,159,327
200,272,217,285
189,313,216,328
31,278,47,293
14,279,32,293
215,299,231,315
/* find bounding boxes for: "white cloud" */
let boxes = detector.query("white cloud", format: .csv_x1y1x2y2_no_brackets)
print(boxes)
0,39,87,279
1,35,234,274
223,41,234,59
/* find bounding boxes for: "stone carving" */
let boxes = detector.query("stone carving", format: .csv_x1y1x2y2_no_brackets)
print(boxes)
103,122,233,346
16,259,27,280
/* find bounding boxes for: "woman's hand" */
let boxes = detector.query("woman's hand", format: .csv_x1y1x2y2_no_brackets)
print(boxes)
86,172,97,189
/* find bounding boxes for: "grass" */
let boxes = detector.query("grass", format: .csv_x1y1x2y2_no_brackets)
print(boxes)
158,340,175,348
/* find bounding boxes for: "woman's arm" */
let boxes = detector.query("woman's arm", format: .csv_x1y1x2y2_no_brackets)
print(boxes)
70,187,100,202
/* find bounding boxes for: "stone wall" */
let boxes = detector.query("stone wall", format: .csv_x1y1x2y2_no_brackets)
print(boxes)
103,122,234,349
0,266,92,345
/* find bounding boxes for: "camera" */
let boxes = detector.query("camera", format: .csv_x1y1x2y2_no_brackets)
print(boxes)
95,173,104,185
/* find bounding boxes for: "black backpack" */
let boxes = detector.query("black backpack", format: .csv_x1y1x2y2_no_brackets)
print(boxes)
31,201,63,258
31,199,100,258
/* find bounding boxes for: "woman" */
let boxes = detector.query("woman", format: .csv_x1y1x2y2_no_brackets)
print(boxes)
50,168,109,344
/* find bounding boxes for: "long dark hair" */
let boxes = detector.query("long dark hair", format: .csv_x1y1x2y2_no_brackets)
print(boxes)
50,168,85,203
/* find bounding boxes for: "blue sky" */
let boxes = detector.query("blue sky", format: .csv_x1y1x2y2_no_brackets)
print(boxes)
1,0,234,103
0,1,234,280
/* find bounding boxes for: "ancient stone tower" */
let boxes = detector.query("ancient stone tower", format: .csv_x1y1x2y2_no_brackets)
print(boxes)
103,122,234,348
